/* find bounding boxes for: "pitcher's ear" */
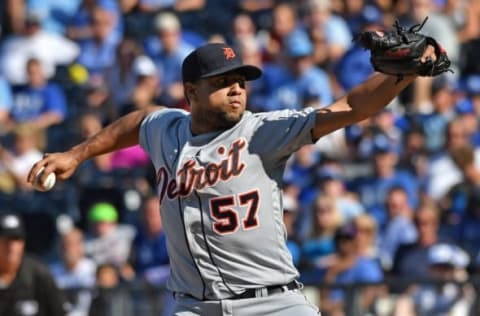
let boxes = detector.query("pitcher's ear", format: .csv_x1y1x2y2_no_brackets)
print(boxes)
184,82,197,102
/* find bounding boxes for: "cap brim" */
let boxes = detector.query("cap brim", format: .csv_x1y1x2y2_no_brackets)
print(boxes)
0,230,25,239
200,65,262,81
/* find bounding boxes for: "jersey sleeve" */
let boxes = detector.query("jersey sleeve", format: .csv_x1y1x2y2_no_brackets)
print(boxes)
248,107,317,161
139,108,187,167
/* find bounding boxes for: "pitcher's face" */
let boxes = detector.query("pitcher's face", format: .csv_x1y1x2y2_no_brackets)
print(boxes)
189,73,247,133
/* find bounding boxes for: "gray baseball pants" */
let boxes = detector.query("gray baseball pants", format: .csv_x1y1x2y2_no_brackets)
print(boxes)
173,289,320,316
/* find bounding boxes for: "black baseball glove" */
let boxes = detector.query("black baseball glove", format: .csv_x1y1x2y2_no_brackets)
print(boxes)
355,17,452,79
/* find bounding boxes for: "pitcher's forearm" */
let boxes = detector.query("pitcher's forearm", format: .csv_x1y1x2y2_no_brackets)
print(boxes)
69,106,160,163
346,73,416,119
312,74,417,139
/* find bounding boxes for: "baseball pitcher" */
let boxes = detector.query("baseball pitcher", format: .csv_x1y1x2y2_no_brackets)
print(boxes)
28,21,447,315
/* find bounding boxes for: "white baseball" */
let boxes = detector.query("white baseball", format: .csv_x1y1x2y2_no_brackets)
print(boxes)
33,166,56,191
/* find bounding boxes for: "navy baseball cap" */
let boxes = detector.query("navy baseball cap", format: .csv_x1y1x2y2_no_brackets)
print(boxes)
0,213,26,239
182,43,262,83
372,134,397,155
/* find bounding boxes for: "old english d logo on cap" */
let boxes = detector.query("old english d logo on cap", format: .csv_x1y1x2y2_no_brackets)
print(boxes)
223,47,236,60
182,43,262,83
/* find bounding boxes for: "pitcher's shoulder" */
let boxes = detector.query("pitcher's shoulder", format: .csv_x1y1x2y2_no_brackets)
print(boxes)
142,108,190,126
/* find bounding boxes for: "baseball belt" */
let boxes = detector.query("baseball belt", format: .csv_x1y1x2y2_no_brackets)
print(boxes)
175,280,301,301
233,280,301,299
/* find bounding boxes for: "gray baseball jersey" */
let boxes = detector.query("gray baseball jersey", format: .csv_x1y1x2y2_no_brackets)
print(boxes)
139,107,316,300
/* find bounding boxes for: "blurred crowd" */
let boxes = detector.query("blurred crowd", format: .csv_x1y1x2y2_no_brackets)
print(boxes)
1,0,480,315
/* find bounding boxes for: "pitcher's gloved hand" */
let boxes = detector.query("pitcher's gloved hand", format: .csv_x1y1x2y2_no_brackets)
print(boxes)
355,17,453,80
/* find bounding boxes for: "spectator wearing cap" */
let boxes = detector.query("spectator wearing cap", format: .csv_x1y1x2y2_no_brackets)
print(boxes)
122,55,163,114
398,125,430,193
334,35,374,92
50,228,96,316
373,108,403,150
351,133,419,227
144,12,194,107
0,213,68,316
411,75,457,154
320,222,383,316
343,0,384,35
259,29,333,111
0,11,80,85
457,75,480,147
334,4,382,93
84,202,136,278
392,202,450,282
397,243,473,316
77,75,117,126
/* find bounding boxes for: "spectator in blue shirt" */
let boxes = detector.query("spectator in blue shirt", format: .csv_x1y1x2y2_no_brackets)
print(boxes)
446,145,480,257
458,75,480,147
351,134,419,227
130,194,169,280
335,40,373,92
10,58,67,129
394,242,471,316
76,6,120,77
300,195,343,274
304,0,352,65
26,0,82,35
378,186,418,271
0,76,13,135
130,194,173,316
411,76,457,154
321,223,383,315
392,203,449,282
259,29,333,111
144,12,194,107
282,192,301,267
67,0,122,45
334,7,381,93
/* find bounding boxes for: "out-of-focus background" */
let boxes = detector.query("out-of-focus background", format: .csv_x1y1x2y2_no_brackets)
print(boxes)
1,0,480,315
